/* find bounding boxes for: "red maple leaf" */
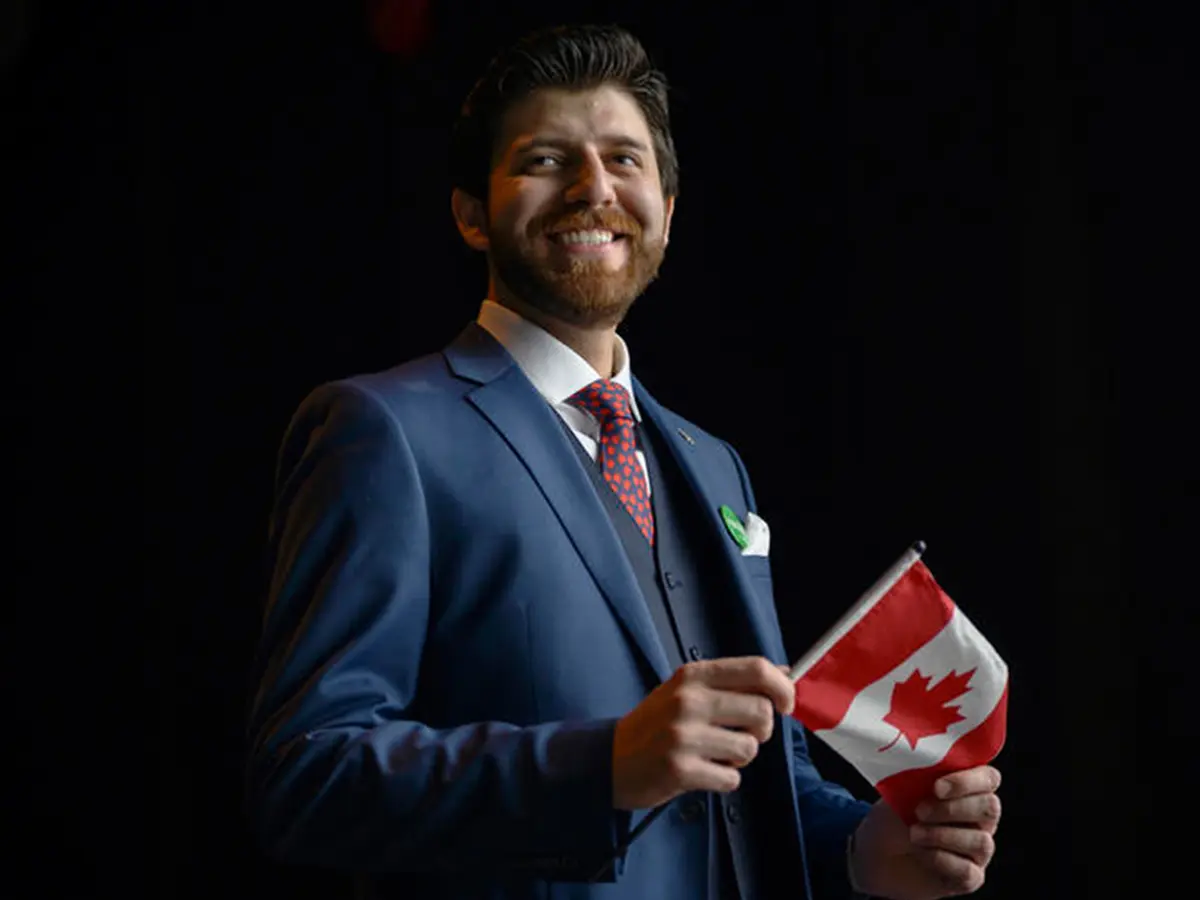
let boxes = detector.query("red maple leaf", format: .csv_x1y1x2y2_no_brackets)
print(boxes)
878,668,976,752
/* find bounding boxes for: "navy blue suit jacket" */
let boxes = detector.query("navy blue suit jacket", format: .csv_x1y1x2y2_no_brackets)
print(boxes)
246,324,870,898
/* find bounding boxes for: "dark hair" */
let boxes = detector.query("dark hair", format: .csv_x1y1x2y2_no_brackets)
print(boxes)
450,24,679,201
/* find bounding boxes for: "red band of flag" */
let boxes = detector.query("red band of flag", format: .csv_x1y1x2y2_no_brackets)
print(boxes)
794,561,955,732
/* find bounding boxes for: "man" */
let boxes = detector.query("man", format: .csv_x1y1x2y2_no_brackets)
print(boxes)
246,24,1001,899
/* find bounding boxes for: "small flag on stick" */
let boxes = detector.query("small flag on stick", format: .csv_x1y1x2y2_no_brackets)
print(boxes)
789,543,1008,823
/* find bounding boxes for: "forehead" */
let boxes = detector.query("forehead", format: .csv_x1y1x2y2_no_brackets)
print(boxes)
494,85,653,155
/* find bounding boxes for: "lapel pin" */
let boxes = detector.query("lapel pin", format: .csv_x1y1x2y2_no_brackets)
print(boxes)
677,427,695,445
719,504,749,550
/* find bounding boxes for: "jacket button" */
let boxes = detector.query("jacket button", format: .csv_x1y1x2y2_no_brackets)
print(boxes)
688,645,703,661
725,800,742,825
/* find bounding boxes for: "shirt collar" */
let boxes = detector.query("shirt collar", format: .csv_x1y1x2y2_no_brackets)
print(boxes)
476,299,642,421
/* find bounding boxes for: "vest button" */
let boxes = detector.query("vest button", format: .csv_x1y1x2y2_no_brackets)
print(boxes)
664,571,681,589
725,800,742,825
677,796,706,823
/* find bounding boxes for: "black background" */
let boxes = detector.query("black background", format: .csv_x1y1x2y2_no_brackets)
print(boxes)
7,1,1196,897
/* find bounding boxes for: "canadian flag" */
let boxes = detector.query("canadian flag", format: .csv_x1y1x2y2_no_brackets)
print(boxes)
789,543,1008,823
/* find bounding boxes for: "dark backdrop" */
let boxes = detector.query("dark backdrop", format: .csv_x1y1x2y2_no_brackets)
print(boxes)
7,2,1195,897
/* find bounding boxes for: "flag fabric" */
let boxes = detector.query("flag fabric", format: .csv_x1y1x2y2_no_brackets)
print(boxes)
789,545,1008,824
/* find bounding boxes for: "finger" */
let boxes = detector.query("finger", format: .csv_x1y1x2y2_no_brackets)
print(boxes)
916,793,1002,832
688,723,761,767
910,824,995,868
909,847,986,895
670,753,743,795
933,765,1002,800
706,690,775,742
689,657,795,716
671,685,773,742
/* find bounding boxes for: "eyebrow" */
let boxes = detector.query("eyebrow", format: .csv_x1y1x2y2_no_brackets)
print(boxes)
515,135,651,154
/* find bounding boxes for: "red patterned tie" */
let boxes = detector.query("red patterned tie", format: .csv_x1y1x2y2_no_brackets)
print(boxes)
566,379,655,546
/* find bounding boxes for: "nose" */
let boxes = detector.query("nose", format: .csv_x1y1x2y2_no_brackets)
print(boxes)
563,153,615,208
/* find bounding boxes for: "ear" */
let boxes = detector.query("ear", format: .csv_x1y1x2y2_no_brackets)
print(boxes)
662,194,676,246
451,188,490,252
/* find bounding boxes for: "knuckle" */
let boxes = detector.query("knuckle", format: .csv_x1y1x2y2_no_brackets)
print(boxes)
938,860,972,894
757,714,775,743
751,699,774,740
943,859,984,894
740,735,759,763
974,796,1003,825
665,722,691,750
965,866,986,892
674,687,704,719
750,657,773,682
978,831,995,858
755,696,773,723
982,793,1001,820
664,751,692,785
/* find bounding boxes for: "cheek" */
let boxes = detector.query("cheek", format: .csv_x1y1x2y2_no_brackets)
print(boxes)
493,180,560,237
637,210,666,243
485,206,528,249
625,191,666,239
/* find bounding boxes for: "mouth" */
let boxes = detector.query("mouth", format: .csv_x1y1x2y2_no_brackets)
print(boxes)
548,228,628,252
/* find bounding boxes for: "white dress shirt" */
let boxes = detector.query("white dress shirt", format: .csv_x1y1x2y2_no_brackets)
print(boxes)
476,299,652,496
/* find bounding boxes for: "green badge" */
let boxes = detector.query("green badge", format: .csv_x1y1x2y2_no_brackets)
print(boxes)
719,505,749,549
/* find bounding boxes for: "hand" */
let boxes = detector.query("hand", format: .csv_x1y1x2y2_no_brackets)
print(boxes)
611,656,795,811
851,766,1002,899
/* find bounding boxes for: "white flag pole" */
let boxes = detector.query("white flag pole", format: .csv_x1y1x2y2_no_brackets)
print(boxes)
788,541,927,683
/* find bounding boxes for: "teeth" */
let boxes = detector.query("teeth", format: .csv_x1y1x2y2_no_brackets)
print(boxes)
557,230,615,245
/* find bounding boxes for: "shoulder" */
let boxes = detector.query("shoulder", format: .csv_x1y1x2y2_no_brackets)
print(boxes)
272,348,481,498
292,349,468,427
272,350,472,481
341,351,466,410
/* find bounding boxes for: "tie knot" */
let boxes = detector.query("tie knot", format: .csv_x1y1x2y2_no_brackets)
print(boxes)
566,378,634,422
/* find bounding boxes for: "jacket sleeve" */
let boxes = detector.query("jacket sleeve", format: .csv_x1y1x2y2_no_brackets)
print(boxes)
720,440,873,894
788,718,874,896
245,381,628,878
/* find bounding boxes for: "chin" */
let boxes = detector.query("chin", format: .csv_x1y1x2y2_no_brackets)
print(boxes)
492,242,663,329
526,285,637,329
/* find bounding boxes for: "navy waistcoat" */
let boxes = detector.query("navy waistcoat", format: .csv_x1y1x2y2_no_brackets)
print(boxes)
561,412,798,900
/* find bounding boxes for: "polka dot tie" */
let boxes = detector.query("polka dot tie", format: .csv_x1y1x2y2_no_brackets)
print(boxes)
566,379,655,546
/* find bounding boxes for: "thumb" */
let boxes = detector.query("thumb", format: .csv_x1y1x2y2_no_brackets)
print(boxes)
777,664,797,716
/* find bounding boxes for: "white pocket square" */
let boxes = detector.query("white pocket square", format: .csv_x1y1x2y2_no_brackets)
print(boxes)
741,511,771,557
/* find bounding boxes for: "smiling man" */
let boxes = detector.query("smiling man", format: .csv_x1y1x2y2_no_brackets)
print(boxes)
452,72,674,378
247,24,1001,900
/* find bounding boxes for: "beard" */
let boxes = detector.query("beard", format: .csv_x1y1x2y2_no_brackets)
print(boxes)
488,208,667,329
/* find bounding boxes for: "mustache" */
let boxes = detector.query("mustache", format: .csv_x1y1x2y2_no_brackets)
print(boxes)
538,209,642,236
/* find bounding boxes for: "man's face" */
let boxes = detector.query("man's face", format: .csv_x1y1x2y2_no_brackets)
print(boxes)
482,85,674,328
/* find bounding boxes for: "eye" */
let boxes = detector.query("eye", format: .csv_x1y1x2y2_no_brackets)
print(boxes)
611,153,640,167
524,154,562,171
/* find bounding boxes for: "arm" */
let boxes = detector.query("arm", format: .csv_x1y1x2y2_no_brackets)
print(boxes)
789,718,873,895
245,382,627,878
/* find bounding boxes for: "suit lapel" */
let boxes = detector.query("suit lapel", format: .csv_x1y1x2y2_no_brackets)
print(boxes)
444,326,674,684
633,379,784,663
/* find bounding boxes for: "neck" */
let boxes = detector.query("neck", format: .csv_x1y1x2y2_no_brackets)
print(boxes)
489,287,618,378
